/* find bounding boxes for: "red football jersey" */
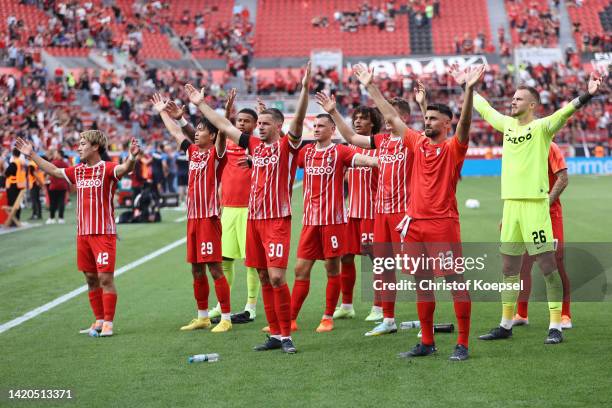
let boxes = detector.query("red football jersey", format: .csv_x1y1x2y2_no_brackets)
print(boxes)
186,144,226,219
347,146,378,220
407,133,468,219
246,135,301,220
373,131,417,214
548,142,566,219
297,143,357,225
221,139,251,207
62,161,120,235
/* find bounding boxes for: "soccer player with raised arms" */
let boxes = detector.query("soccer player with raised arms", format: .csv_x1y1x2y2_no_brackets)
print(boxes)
318,66,417,337
289,113,378,333
14,131,141,337
449,65,606,344
151,93,233,334
183,62,312,354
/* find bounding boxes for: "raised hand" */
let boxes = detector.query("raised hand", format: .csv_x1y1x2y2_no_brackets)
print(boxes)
225,88,237,111
184,84,204,105
353,63,374,86
165,100,185,120
301,61,312,87
448,63,468,85
150,93,168,113
465,64,486,88
128,137,141,157
255,97,267,114
14,137,33,157
587,71,606,95
415,80,427,105
315,92,337,113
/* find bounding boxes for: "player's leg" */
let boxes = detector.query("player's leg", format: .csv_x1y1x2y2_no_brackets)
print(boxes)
76,235,104,335
336,218,359,319
208,262,232,333
254,268,283,351
91,235,117,337
180,263,212,331
291,258,314,325
480,200,525,341
182,219,212,330
365,213,397,336
211,208,239,318
535,251,564,344
317,256,341,332
514,253,535,325
552,217,571,328
79,271,104,335
268,266,295,353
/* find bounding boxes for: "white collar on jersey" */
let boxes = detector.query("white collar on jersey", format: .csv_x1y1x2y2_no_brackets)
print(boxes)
314,142,335,152
83,160,104,168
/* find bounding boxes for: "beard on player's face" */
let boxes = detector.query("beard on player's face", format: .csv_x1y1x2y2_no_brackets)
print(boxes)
424,128,440,137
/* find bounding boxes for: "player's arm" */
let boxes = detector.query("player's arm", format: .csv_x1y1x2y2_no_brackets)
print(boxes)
354,64,408,138
415,80,427,120
545,72,606,138
288,61,312,142
184,84,243,145
215,88,237,158
14,138,63,178
315,92,373,149
115,138,141,179
449,63,507,132
150,93,188,146
352,153,378,168
456,65,485,145
165,100,195,141
549,169,568,204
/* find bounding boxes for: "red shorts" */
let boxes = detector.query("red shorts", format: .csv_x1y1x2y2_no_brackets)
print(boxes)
77,234,117,273
404,218,462,277
245,217,291,269
297,224,346,260
345,217,375,255
186,217,222,264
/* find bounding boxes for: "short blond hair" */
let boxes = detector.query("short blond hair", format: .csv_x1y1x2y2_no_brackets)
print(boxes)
80,130,108,153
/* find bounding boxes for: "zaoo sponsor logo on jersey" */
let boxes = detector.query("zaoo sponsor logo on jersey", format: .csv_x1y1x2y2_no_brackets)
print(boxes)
76,178,102,189
505,132,532,145
305,165,334,175
378,152,406,164
252,154,279,167
189,160,210,171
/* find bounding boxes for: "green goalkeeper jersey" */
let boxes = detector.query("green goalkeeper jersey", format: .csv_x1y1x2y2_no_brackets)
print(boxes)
473,93,576,200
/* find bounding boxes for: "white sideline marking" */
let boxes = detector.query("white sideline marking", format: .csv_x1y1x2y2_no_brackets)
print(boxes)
0,178,306,334
0,223,42,235
0,237,186,334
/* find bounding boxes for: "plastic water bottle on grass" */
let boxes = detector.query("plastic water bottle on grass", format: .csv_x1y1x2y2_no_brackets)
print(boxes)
188,353,219,363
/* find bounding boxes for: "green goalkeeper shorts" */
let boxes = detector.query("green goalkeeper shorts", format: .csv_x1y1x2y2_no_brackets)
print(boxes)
221,206,248,259
500,199,554,256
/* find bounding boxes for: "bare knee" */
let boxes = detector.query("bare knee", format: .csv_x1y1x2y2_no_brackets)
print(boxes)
191,263,204,279
294,259,313,281
325,258,340,277
341,254,354,265
84,272,99,289
502,255,522,276
537,252,557,276
98,273,115,292
208,263,223,280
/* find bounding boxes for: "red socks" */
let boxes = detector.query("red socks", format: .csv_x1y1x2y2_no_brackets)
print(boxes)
262,283,280,335
417,300,436,345
340,262,356,304
193,275,210,311
290,279,310,320
88,288,104,320
273,284,291,337
453,293,471,348
213,276,231,313
325,275,342,316
102,292,117,322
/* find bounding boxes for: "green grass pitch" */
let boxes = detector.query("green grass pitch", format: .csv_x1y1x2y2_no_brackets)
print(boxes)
1,175,611,407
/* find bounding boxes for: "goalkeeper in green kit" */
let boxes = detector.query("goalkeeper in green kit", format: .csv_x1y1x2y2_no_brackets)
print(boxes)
449,65,606,345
